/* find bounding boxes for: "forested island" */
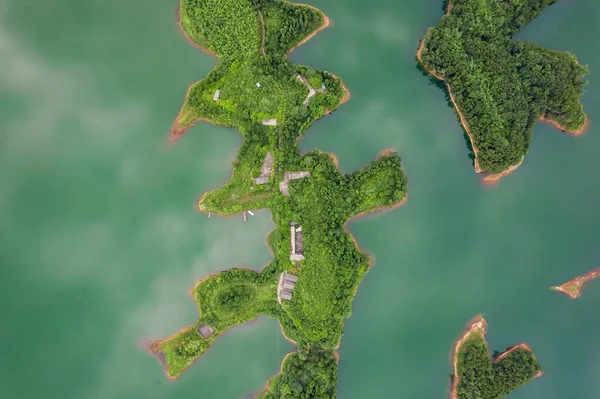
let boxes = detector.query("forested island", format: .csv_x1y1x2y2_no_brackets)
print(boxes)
552,267,600,299
147,0,408,397
451,316,542,399
418,0,588,182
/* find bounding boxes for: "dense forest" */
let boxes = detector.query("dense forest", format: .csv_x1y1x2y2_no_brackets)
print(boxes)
262,348,338,399
456,337,541,398
419,0,588,173
152,0,408,396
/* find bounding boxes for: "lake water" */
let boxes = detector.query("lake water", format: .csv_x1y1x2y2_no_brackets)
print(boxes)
1,0,599,398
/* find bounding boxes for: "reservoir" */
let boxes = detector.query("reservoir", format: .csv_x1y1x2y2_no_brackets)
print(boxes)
1,0,599,397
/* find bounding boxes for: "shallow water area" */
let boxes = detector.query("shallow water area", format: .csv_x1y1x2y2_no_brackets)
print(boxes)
1,0,600,398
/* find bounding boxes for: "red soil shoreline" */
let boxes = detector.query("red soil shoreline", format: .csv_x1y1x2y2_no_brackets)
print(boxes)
449,315,486,399
552,267,600,299
449,316,541,399
539,115,590,136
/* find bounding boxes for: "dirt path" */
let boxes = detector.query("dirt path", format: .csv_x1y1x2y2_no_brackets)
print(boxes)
258,9,266,56
552,267,600,299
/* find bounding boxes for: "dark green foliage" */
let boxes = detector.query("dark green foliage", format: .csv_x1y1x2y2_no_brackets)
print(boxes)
457,338,541,398
263,348,338,399
419,0,588,173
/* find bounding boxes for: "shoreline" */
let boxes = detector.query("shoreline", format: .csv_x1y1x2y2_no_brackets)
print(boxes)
416,38,484,175
175,0,218,59
343,148,407,267
551,267,600,299
449,315,486,399
144,261,277,381
539,115,590,136
287,4,331,57
448,316,541,399
481,156,524,185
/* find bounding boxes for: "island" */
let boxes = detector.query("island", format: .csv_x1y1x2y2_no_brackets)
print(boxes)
146,0,408,397
551,267,600,299
451,316,542,399
418,0,589,183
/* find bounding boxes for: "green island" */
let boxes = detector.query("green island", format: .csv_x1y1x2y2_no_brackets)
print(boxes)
418,0,589,182
551,267,600,299
148,0,408,396
451,316,542,399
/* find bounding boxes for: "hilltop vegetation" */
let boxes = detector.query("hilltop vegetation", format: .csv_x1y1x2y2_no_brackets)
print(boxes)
419,0,588,173
151,0,408,396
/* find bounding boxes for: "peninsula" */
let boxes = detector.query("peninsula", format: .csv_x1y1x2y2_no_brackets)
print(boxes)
451,316,542,399
418,0,588,183
148,0,408,397
552,267,600,299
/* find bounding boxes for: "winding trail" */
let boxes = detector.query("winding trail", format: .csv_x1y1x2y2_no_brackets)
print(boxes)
258,9,266,56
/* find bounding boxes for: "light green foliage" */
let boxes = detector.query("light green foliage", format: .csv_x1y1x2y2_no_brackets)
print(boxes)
158,269,278,377
419,0,588,173
456,336,541,398
153,0,407,395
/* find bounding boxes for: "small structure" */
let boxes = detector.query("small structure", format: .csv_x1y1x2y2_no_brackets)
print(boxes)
290,222,305,262
197,324,215,339
279,170,311,197
295,74,326,106
253,151,274,185
256,82,261,88
277,272,299,303
213,89,221,102
261,119,277,126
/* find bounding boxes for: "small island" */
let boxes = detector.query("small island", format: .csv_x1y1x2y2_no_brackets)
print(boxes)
418,0,589,183
147,0,408,396
451,316,541,399
551,267,600,299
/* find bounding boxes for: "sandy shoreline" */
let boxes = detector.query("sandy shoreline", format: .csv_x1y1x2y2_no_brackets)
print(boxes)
552,267,600,299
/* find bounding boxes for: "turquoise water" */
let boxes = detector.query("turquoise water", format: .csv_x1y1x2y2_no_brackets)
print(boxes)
1,0,599,397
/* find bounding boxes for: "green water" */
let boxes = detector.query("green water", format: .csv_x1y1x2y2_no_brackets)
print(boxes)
1,0,599,397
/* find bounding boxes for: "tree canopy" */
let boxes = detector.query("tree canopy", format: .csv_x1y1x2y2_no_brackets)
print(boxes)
419,0,588,173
